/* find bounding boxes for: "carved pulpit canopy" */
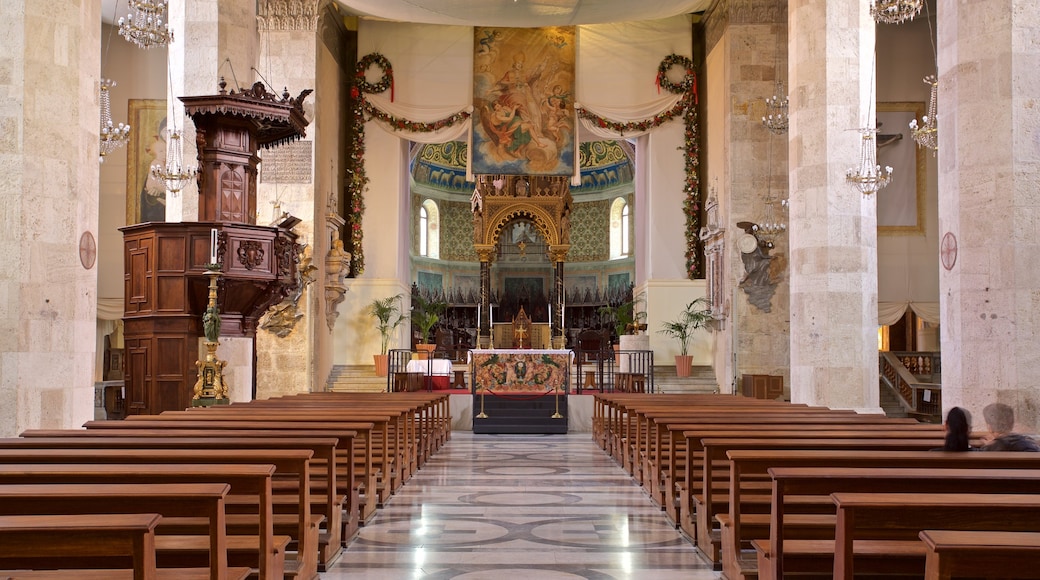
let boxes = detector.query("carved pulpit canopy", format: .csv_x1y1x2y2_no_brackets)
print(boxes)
181,79,312,149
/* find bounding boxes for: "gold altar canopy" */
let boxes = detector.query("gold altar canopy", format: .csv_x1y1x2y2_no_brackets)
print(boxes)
471,174,572,349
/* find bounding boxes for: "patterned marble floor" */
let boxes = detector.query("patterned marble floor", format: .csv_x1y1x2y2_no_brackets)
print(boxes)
323,432,720,579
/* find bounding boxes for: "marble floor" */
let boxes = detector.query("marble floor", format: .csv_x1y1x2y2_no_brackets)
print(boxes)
323,432,720,579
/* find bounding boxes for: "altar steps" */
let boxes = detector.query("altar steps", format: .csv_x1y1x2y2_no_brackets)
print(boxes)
326,363,718,394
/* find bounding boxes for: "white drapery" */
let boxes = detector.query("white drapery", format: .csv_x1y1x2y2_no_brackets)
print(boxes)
878,301,940,326
358,16,693,145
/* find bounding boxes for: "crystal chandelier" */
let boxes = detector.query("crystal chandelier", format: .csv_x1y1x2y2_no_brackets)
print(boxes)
754,133,788,244
151,129,198,195
762,81,789,135
870,0,923,24
909,75,938,153
118,0,173,49
846,128,893,196
98,78,130,163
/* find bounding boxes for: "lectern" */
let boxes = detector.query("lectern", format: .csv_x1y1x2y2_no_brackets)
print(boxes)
120,81,310,415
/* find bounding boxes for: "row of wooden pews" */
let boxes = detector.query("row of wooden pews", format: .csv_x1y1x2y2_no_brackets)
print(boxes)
0,391,451,580
593,393,1040,580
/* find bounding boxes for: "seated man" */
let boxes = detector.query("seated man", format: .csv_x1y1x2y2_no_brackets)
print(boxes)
980,402,1040,451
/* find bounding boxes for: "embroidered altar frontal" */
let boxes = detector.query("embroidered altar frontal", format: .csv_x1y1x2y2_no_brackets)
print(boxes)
471,349,571,392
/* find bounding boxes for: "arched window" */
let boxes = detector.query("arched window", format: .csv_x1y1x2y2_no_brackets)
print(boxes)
419,199,440,259
609,197,630,259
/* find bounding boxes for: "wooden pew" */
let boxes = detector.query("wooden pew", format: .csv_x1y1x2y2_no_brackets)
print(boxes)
698,436,948,568
0,483,230,580
2,434,347,569
123,410,401,504
81,419,380,525
0,448,318,580
660,422,943,529
758,467,1040,580
0,463,282,580
0,513,161,580
718,449,1040,580
832,493,1040,579
919,530,1040,580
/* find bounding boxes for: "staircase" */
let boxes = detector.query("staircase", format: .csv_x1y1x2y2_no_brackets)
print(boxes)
326,366,388,392
878,383,909,419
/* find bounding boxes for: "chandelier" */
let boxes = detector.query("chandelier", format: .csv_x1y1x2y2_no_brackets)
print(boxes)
98,78,130,163
151,129,198,195
846,128,893,195
762,80,789,135
754,131,788,244
118,0,174,49
869,0,923,24
909,75,938,152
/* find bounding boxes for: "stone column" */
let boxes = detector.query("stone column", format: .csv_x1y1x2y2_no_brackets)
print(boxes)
0,1,101,436
476,246,494,349
167,0,260,222
253,0,323,398
937,0,1040,431
549,246,570,349
703,0,791,396
787,0,880,412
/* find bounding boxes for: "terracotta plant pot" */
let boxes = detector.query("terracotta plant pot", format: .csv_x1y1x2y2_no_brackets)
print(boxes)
415,343,436,360
674,354,693,378
373,354,389,377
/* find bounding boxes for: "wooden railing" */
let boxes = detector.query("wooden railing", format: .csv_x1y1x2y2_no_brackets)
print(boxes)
880,351,942,421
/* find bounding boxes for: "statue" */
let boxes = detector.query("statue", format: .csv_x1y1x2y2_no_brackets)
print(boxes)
203,304,221,343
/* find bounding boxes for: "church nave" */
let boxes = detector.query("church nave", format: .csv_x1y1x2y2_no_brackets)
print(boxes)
325,432,718,579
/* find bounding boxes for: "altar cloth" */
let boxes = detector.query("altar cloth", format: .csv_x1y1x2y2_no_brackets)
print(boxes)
470,349,572,393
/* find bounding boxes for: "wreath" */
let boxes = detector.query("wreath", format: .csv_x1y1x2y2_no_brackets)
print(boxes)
657,54,696,95
356,53,393,95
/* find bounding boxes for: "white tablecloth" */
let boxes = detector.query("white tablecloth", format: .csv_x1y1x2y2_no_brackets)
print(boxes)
406,359,452,376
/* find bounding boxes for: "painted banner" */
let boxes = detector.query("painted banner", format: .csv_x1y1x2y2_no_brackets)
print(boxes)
472,26,576,176
472,349,571,392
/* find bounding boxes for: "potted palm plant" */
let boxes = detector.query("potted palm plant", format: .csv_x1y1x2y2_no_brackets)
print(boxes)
411,293,446,359
658,297,712,377
368,293,405,377
598,292,647,347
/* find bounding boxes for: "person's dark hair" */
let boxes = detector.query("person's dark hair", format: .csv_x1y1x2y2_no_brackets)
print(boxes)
944,406,972,451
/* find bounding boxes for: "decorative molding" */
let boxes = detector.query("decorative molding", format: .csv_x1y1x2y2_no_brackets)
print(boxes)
237,240,266,270
257,0,321,31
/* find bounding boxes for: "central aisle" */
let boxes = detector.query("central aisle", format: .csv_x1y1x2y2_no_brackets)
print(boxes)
325,432,719,579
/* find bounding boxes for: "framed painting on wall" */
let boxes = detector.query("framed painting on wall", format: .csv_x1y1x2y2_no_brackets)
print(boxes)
125,99,168,225
876,102,926,234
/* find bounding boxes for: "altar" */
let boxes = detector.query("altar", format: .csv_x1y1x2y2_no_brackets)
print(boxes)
470,349,572,434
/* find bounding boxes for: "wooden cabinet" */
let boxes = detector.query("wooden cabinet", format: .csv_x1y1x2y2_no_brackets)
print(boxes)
741,374,784,400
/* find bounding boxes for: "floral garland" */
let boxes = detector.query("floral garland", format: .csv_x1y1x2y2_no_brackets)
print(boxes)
576,54,702,279
355,53,393,98
345,53,472,276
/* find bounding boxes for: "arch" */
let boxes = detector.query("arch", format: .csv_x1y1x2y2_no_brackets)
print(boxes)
483,204,560,250
420,198,440,259
609,196,630,259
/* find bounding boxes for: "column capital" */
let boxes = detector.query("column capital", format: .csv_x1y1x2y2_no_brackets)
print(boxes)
475,244,497,263
548,244,570,263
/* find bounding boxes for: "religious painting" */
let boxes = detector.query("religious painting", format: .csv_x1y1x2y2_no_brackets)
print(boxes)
472,26,576,176
125,99,168,225
472,351,570,392
876,102,926,234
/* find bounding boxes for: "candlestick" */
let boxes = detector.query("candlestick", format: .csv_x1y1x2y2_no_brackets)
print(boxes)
209,228,218,265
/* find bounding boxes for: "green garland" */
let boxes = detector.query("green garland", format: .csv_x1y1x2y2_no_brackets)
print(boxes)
576,54,702,279
345,53,472,277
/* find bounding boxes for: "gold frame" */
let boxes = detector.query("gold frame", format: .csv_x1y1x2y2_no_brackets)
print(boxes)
125,99,168,225
877,101,926,235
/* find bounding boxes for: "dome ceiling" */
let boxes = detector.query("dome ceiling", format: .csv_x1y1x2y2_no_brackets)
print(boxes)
411,140,633,195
